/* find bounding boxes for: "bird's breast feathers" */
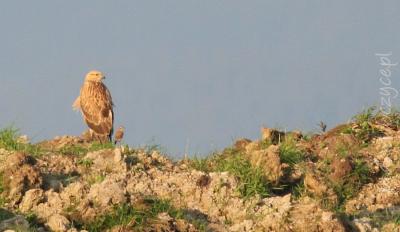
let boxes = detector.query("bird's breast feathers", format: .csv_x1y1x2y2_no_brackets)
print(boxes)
79,81,114,135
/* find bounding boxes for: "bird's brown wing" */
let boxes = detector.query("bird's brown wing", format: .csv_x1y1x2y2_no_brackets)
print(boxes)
80,82,114,136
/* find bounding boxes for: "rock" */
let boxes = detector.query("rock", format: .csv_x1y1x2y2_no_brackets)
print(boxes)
19,188,44,212
288,130,303,141
2,153,42,205
88,179,127,208
40,154,77,174
0,216,30,231
244,141,261,154
76,199,98,222
34,190,65,220
85,150,127,173
114,148,123,163
381,223,400,232
229,219,254,232
289,197,346,232
246,145,282,184
304,170,338,206
150,150,172,166
304,171,328,197
1,152,34,169
157,212,173,222
329,157,352,183
46,214,71,232
374,136,394,151
175,219,198,232
352,217,377,232
285,163,303,183
17,135,29,144
234,138,252,150
261,127,285,144
60,182,86,204
255,194,292,231
383,157,394,169
316,134,359,159
345,175,400,213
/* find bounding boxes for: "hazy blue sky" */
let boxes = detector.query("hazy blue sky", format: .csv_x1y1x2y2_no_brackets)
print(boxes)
1,1,399,157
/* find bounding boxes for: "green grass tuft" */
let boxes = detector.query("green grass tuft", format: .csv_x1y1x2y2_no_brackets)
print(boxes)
215,151,270,198
0,173,8,207
77,158,94,168
188,156,211,173
59,142,115,157
88,142,115,152
279,136,304,167
78,198,206,231
189,149,270,199
0,127,43,156
353,107,383,143
0,127,20,150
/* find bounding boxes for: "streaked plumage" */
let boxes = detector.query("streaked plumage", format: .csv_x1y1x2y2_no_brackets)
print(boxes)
73,70,114,141
114,126,125,144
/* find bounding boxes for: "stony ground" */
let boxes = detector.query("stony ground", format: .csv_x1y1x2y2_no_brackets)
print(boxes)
1,107,400,231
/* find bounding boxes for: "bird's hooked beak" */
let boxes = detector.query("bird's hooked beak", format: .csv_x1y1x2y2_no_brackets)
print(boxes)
102,76,106,80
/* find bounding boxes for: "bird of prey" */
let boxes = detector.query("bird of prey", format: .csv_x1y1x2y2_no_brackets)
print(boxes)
73,70,114,142
114,126,125,145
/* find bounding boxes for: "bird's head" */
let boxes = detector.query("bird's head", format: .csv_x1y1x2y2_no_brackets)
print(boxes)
85,70,105,82
118,126,125,132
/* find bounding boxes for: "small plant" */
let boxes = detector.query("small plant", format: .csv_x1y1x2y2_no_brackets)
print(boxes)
25,213,43,231
189,149,270,198
57,141,115,158
385,109,400,130
0,172,8,207
349,107,384,143
318,121,327,133
88,141,115,152
0,210,13,221
188,156,211,173
354,107,376,124
77,158,94,168
279,136,304,167
0,127,43,156
82,204,141,231
142,138,167,154
215,150,270,198
78,198,206,231
302,132,314,142
87,174,106,185
292,182,306,199
58,145,88,156
0,127,20,150
395,213,400,225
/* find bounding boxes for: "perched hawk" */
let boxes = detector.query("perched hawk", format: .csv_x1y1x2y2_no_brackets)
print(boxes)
73,70,114,142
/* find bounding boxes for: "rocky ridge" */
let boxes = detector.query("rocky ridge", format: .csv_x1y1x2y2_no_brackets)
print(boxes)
1,108,400,231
